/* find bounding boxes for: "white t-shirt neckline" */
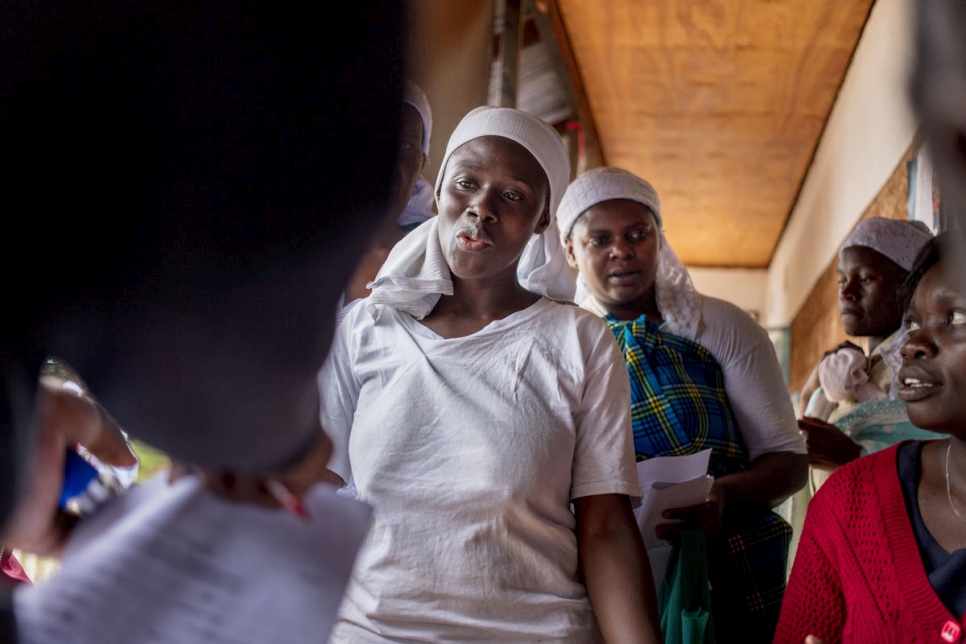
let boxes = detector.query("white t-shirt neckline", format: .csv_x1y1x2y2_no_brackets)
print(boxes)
401,296,554,341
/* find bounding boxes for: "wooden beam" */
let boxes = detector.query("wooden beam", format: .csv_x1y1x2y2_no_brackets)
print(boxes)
528,1,577,119
539,0,604,169
496,0,523,107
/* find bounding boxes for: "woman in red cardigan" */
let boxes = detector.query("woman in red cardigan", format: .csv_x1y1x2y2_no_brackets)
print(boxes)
775,234,966,644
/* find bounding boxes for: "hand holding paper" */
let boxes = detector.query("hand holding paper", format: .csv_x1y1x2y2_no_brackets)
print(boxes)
655,493,724,542
14,474,372,644
632,449,714,549
634,449,714,588
632,450,714,591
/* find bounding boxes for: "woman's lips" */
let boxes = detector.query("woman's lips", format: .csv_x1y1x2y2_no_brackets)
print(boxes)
607,269,641,286
455,228,492,252
897,367,943,402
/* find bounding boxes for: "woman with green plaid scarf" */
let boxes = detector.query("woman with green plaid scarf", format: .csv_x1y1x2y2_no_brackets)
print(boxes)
558,167,808,643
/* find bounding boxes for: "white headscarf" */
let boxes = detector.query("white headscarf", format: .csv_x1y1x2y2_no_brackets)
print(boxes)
396,81,436,229
556,166,701,339
402,80,432,156
840,217,933,271
368,106,575,319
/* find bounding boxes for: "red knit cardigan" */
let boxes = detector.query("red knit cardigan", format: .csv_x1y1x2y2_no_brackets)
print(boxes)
774,442,966,644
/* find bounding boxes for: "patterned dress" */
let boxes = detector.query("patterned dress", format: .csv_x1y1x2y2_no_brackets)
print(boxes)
608,314,792,643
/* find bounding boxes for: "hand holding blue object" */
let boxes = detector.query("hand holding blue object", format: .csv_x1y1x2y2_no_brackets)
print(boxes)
3,381,137,557
60,449,126,516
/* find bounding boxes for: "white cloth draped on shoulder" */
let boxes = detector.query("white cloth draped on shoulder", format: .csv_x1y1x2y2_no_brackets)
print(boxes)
364,217,453,320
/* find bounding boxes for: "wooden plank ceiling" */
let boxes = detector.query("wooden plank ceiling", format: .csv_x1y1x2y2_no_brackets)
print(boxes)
553,0,875,268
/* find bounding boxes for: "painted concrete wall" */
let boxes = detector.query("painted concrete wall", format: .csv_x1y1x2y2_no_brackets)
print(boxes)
689,268,768,320
762,0,918,328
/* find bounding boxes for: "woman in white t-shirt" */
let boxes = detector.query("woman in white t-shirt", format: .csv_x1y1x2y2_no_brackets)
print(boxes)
318,107,661,642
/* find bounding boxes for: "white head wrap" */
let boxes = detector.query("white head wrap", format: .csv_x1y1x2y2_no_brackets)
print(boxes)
394,82,434,229
368,106,575,319
840,217,933,272
556,167,701,339
557,166,663,237
402,80,432,156
435,106,571,219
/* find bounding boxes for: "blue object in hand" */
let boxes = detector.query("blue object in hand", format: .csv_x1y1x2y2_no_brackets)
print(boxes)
59,449,99,510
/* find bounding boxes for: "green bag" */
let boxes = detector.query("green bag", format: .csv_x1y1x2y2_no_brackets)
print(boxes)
658,528,715,644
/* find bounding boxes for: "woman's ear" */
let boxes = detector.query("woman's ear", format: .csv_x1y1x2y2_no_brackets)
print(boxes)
564,236,579,269
533,204,551,235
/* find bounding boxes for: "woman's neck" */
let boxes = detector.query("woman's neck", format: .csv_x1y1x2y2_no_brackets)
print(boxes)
948,436,966,487
919,436,966,554
421,273,538,338
602,291,662,324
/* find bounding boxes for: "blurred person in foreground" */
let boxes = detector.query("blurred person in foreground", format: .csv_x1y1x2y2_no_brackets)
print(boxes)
912,0,966,240
1,1,406,640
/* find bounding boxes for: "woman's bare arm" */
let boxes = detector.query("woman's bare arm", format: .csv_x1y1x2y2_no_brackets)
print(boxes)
574,493,662,644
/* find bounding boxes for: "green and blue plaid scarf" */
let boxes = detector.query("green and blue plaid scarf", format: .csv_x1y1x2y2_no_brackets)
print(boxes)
606,314,792,643
606,314,746,475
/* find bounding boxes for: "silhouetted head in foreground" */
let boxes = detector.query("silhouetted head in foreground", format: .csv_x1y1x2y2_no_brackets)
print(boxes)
0,1,407,527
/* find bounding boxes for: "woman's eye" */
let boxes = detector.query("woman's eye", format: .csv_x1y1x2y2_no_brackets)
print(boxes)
951,311,966,326
589,237,609,247
503,190,525,202
907,319,921,332
628,230,649,242
455,179,474,189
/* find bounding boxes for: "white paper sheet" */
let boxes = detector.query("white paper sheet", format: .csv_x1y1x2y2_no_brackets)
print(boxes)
633,449,714,589
637,475,715,550
634,449,711,492
14,474,372,644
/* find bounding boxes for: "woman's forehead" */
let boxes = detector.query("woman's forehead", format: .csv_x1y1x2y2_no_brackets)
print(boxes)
838,245,900,273
914,259,965,304
447,136,546,184
578,199,657,228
